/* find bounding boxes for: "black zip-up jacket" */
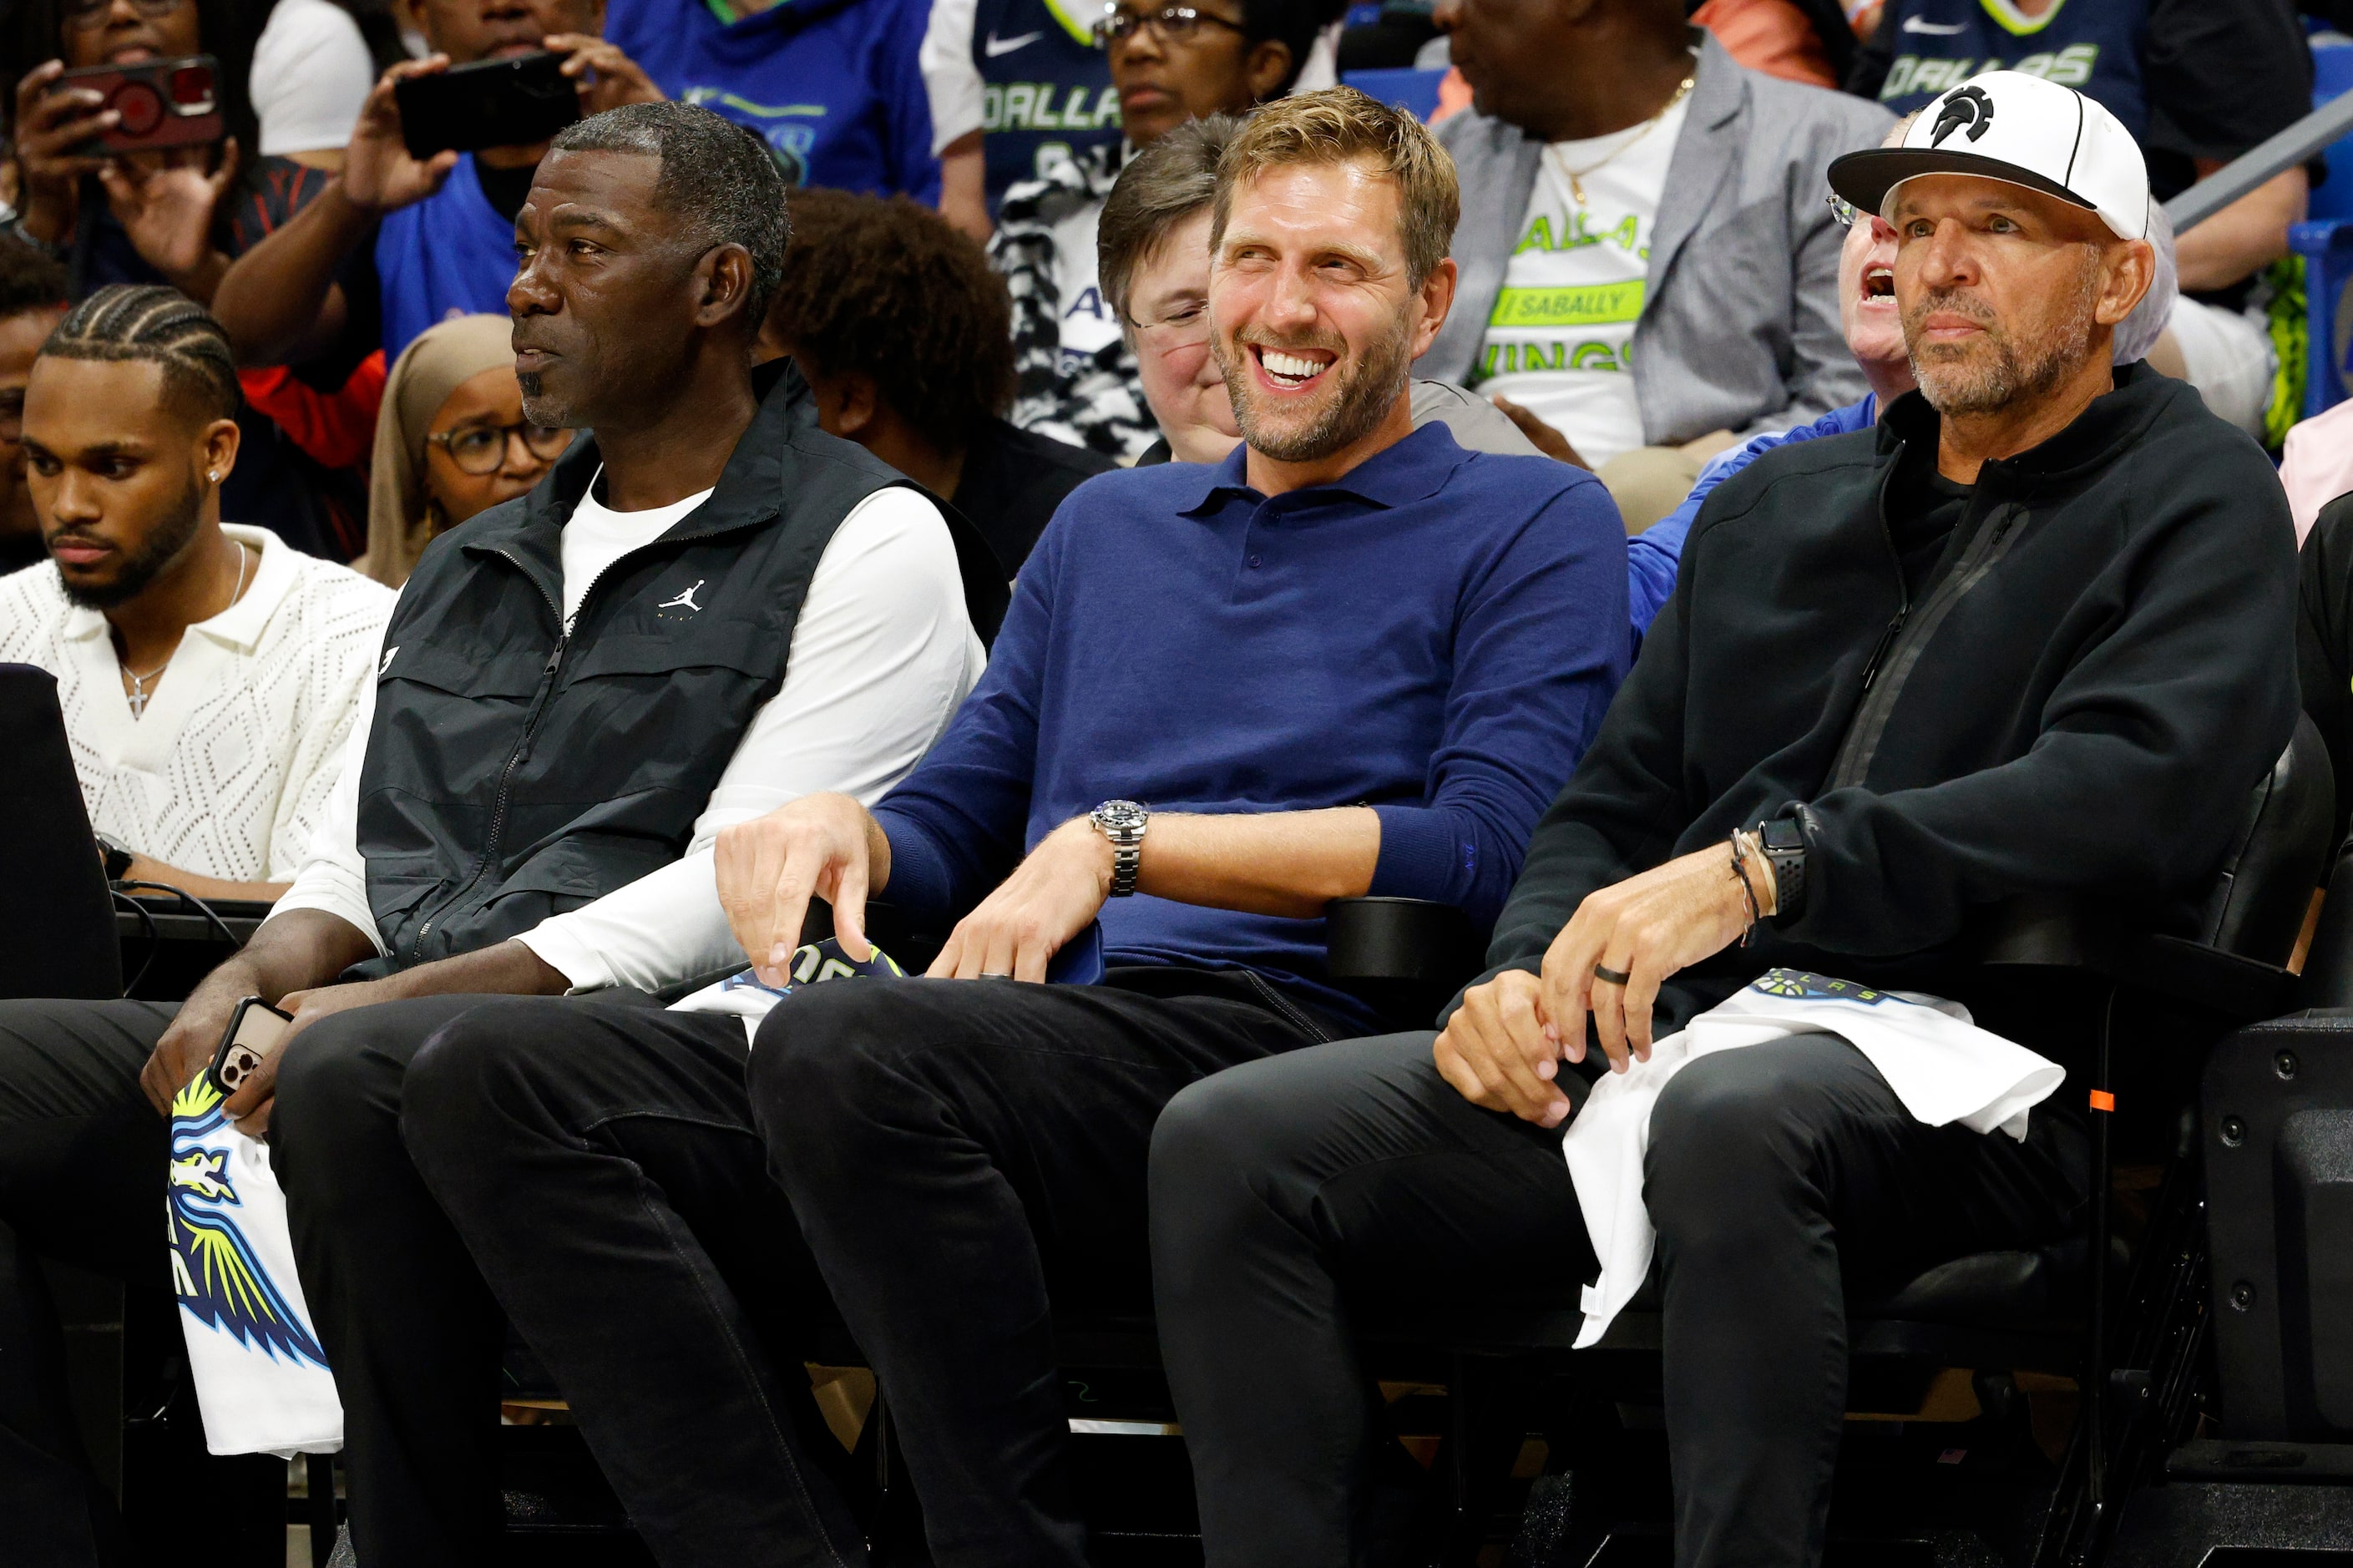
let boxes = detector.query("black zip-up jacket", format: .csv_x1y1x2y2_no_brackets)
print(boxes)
355,362,1008,974
1482,362,2300,1039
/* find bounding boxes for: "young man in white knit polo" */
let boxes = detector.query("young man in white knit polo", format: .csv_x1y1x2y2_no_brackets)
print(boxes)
0,285,391,903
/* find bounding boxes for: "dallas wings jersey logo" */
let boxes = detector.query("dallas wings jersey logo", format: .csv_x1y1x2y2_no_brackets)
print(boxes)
168,1079,331,1368
1749,969,1891,1006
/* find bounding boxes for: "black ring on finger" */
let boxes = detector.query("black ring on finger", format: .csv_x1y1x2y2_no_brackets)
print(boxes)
1591,964,1632,986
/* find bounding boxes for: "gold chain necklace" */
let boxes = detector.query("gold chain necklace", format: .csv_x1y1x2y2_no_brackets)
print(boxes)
1544,71,1697,209
121,539,250,720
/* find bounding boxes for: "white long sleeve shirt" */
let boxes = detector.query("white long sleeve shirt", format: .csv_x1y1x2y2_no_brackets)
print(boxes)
266,486,984,991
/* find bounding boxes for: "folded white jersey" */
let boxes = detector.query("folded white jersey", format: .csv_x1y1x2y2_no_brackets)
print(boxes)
1562,969,2064,1348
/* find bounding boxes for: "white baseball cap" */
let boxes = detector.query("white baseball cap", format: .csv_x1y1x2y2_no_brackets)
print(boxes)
1828,70,2150,242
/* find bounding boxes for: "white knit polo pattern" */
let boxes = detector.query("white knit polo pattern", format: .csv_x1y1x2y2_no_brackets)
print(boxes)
0,529,392,882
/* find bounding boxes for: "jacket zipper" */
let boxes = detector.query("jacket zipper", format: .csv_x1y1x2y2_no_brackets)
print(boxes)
1825,467,2028,792
407,561,569,964
1855,447,1913,697
398,501,770,963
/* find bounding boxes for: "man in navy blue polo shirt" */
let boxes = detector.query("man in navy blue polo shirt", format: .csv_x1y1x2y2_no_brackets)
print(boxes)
395,87,1626,1567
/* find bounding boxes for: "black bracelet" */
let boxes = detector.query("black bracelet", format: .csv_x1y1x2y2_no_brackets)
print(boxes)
1726,830,1761,947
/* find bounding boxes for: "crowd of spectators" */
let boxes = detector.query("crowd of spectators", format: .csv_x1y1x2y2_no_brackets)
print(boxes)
0,2,2346,1566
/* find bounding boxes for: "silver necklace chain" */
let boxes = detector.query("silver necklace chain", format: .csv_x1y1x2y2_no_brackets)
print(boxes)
123,539,250,720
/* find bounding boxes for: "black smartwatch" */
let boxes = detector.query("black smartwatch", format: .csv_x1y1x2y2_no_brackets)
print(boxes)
95,833,134,883
1755,816,1807,920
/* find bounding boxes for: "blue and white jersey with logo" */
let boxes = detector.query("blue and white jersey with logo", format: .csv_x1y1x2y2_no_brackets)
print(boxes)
601,0,942,201
1869,0,2148,142
170,1076,342,1457
970,0,1121,210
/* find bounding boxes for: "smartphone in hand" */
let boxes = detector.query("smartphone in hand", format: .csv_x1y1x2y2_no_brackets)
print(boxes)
395,51,579,159
207,996,291,1098
56,54,223,155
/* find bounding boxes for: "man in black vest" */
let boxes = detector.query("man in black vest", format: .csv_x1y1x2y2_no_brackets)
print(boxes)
0,103,994,1567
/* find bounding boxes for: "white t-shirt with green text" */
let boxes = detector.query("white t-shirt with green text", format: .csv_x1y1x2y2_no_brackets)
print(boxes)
1475,96,1688,469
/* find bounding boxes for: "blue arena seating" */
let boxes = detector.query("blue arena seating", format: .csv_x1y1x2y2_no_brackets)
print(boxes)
1339,66,1447,125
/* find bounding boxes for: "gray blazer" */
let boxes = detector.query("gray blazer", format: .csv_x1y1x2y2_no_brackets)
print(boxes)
1428,33,1894,448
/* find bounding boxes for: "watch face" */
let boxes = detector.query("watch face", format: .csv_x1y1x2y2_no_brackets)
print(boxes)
1094,800,1147,838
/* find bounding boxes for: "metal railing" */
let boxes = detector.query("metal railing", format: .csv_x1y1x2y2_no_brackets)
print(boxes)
2165,86,2353,233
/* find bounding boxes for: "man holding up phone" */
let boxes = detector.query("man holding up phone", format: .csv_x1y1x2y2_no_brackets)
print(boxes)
210,0,664,367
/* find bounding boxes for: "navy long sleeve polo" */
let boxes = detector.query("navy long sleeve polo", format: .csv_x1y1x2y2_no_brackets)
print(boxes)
872,422,1628,1029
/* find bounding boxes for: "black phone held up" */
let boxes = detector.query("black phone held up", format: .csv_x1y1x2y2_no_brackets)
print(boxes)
395,51,580,160
206,995,292,1099
55,54,222,155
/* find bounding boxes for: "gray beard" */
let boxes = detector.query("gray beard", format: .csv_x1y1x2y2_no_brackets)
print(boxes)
1219,316,1414,463
1909,252,2102,417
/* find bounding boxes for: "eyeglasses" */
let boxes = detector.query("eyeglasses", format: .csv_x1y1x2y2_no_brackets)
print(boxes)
1092,4,1248,48
1124,296,1212,349
60,0,188,31
427,421,573,476
1824,193,1861,229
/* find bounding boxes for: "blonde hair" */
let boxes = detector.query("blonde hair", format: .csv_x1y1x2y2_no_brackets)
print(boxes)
1210,87,1460,289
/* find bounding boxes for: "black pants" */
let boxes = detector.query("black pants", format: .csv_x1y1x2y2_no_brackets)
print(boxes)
395,995,867,1568
0,994,543,1566
413,969,1333,1568
1149,1029,2090,1568
0,999,175,1566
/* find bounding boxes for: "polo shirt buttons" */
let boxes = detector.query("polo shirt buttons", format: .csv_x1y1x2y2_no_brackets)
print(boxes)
1247,554,1263,568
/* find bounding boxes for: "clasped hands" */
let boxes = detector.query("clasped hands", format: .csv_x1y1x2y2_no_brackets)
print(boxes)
716,793,1113,989
1434,839,1774,1128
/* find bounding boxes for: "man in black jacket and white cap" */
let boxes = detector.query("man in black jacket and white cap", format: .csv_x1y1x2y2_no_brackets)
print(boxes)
1148,72,2300,1568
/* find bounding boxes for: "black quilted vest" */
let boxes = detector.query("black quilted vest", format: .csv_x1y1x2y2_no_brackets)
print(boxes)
356,364,1004,973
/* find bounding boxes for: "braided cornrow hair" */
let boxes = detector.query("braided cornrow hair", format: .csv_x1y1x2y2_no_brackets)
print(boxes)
43,285,240,424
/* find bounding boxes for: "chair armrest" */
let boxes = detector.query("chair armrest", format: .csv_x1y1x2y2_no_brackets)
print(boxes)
1325,897,1486,987
1971,895,2295,1022
2103,933,2295,1023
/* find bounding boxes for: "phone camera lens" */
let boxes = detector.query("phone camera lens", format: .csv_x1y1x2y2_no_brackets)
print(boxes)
166,66,214,109
109,80,164,136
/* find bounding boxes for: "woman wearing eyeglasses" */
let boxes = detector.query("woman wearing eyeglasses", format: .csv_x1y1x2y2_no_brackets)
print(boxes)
989,0,1327,462
360,313,573,588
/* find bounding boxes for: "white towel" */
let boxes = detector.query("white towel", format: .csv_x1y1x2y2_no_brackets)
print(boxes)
1561,968,2064,1348
169,1078,342,1458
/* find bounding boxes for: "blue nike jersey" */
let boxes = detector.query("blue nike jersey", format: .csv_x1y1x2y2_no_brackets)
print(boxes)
601,0,942,201
972,0,1121,210
1870,0,2148,143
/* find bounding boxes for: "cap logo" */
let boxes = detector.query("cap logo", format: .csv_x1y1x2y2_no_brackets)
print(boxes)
1931,85,1995,147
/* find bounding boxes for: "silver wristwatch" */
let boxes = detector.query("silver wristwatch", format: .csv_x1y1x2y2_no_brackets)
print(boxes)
1089,799,1148,898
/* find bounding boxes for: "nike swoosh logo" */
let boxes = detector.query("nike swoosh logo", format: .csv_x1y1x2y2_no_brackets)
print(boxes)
1901,17,1966,33
985,29,1044,54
